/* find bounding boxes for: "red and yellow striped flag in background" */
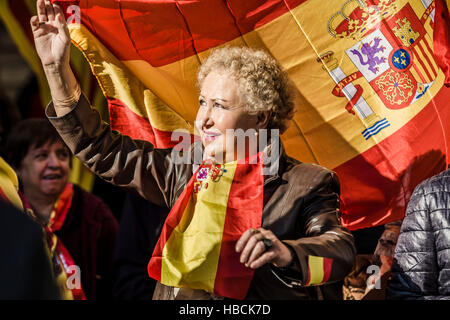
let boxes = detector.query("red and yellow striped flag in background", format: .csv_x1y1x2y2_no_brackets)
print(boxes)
25,0,450,233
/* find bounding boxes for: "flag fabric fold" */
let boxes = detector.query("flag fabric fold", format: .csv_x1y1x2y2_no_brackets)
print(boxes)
433,0,450,86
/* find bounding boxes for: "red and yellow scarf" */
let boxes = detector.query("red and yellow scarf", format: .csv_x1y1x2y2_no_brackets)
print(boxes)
0,158,86,299
148,154,264,299
22,183,87,300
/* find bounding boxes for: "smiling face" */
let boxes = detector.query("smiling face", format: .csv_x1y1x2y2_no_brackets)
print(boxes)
195,70,264,163
18,140,70,200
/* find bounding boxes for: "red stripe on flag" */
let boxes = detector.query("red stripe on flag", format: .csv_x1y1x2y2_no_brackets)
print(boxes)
412,63,427,83
168,1,241,56
336,86,450,230
226,0,307,35
417,40,437,77
322,258,333,283
108,98,155,143
147,174,197,282
305,266,311,286
433,0,450,86
55,0,308,67
213,155,264,299
412,47,433,81
0,188,11,205
422,38,438,76
108,97,196,149
55,0,142,61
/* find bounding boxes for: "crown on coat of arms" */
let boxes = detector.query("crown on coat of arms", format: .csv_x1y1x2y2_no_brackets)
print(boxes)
328,0,398,41
317,51,339,70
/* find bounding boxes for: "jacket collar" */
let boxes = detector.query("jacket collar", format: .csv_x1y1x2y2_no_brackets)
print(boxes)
262,138,287,185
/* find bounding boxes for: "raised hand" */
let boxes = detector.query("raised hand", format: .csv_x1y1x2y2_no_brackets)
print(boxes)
30,0,71,68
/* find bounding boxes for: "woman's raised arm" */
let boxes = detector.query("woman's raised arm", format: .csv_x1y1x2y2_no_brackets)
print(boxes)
32,1,190,208
31,0,80,116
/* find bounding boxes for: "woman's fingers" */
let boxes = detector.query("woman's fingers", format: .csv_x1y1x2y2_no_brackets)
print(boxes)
249,250,276,269
238,231,265,264
45,1,56,21
237,228,275,265
37,0,48,23
53,4,70,39
235,228,255,253
236,227,287,269
53,4,66,25
30,15,49,38
30,15,40,32
246,240,266,267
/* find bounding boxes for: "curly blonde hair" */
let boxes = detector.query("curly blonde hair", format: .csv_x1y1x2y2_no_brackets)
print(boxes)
197,46,296,134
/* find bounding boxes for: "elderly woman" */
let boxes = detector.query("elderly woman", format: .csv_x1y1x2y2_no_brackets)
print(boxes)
31,0,355,300
4,119,118,300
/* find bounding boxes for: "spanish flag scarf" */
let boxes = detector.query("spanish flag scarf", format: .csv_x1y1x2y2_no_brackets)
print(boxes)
22,183,87,300
148,154,264,300
0,159,86,299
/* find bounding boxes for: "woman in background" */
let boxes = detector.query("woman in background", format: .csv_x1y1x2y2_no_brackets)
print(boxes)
5,119,118,300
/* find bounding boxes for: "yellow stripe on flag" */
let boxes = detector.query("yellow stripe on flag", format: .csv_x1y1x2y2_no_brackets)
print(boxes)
161,161,238,292
307,255,325,286
68,24,193,134
68,158,95,192
0,157,23,211
414,43,434,82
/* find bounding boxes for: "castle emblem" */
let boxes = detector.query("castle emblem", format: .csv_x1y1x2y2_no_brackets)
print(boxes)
393,18,420,47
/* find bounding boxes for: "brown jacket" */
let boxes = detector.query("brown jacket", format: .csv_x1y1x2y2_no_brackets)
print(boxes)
47,94,355,300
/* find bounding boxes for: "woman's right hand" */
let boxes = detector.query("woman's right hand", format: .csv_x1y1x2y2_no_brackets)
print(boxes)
30,0,80,116
30,0,71,68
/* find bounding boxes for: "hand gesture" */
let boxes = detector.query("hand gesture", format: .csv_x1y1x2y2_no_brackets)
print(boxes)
30,0,71,68
235,228,294,269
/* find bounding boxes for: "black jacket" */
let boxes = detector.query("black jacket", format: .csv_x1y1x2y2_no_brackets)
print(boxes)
55,184,119,300
0,200,59,299
112,192,167,300
387,169,450,300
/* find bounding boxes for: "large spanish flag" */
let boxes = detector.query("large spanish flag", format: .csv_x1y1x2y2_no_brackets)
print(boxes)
148,157,264,299
39,0,450,231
